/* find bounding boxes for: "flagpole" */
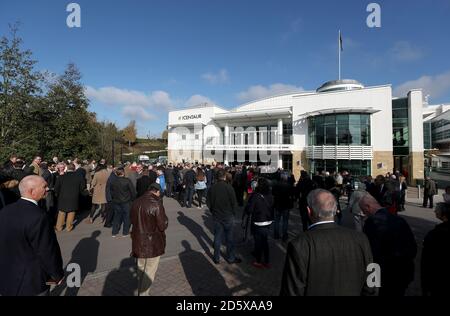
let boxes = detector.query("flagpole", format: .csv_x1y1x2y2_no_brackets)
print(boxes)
338,30,341,80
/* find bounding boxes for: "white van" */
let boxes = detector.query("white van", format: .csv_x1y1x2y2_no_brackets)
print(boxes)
138,155,150,164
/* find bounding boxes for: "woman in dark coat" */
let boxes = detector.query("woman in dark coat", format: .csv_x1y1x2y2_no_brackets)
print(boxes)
245,177,274,269
54,163,86,232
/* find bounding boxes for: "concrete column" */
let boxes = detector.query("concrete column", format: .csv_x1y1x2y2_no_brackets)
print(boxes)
408,90,425,184
278,154,283,169
278,119,283,144
224,124,230,145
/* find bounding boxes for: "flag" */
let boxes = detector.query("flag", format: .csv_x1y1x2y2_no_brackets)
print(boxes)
339,31,343,51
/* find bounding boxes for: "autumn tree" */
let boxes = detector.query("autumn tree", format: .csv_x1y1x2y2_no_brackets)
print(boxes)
122,120,137,147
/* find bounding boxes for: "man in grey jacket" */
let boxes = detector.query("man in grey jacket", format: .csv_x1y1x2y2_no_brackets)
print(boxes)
206,169,241,265
423,176,437,209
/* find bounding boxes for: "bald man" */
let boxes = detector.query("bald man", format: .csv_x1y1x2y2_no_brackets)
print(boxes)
0,175,64,296
359,194,417,296
281,189,376,296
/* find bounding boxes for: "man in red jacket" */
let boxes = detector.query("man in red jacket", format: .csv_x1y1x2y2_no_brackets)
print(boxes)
130,183,168,296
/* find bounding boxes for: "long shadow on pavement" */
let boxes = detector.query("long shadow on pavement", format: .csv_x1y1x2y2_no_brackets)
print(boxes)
399,213,441,296
177,211,213,258
51,230,101,296
102,257,139,296
179,240,232,296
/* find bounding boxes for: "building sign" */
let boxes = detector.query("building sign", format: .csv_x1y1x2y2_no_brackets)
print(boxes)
178,114,202,121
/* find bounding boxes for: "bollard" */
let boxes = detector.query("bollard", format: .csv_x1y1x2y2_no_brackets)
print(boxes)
418,185,421,200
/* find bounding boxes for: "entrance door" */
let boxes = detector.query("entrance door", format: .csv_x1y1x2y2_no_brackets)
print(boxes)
282,154,293,172
394,156,409,175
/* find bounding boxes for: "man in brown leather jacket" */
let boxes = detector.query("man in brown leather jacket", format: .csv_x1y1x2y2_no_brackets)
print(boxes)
130,183,168,296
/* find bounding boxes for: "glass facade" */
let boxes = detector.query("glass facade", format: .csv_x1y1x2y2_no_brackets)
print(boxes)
392,98,409,156
423,122,432,149
431,118,450,143
308,114,371,146
283,123,293,144
310,160,371,176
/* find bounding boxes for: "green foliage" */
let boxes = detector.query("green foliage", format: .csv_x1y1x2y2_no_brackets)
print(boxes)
0,26,122,163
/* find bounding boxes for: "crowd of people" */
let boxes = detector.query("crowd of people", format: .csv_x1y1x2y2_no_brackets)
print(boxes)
0,152,449,296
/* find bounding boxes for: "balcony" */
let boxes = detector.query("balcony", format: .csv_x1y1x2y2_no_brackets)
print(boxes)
204,135,294,151
306,145,373,160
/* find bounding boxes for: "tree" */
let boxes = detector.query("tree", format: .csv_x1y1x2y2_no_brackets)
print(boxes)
0,26,124,163
122,120,137,147
45,63,100,159
0,23,43,161
161,129,168,141
97,120,122,164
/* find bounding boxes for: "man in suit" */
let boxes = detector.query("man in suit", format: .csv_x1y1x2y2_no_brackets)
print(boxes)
110,167,136,237
54,163,87,232
182,165,196,208
359,194,417,296
368,175,387,205
164,164,175,198
280,189,376,296
207,169,242,265
296,171,317,231
0,175,64,296
136,166,157,198
3,154,17,170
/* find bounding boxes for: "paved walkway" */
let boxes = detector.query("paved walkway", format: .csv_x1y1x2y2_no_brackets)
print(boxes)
50,193,443,296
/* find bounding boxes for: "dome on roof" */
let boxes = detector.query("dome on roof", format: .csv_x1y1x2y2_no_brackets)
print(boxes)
317,79,364,93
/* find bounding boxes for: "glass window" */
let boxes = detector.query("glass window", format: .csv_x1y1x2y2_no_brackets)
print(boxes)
337,114,348,124
338,125,350,145
325,115,336,124
360,115,370,125
349,124,361,145
325,125,336,145
309,160,371,176
361,126,370,145
349,114,360,124
308,113,371,146
316,125,324,145
393,109,409,119
392,98,408,109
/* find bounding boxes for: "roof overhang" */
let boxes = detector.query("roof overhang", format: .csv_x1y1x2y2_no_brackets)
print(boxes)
298,107,381,118
213,107,292,122
168,122,206,128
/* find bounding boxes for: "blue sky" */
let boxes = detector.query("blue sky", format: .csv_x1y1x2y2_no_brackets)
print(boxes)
1,0,450,136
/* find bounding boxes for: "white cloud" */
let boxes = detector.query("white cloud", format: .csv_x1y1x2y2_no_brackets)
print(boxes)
393,70,450,99
85,86,175,110
185,94,214,107
389,41,423,62
237,83,304,103
122,105,155,121
201,69,229,84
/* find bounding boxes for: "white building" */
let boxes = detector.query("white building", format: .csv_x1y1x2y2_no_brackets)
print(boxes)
423,103,450,171
168,79,425,182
